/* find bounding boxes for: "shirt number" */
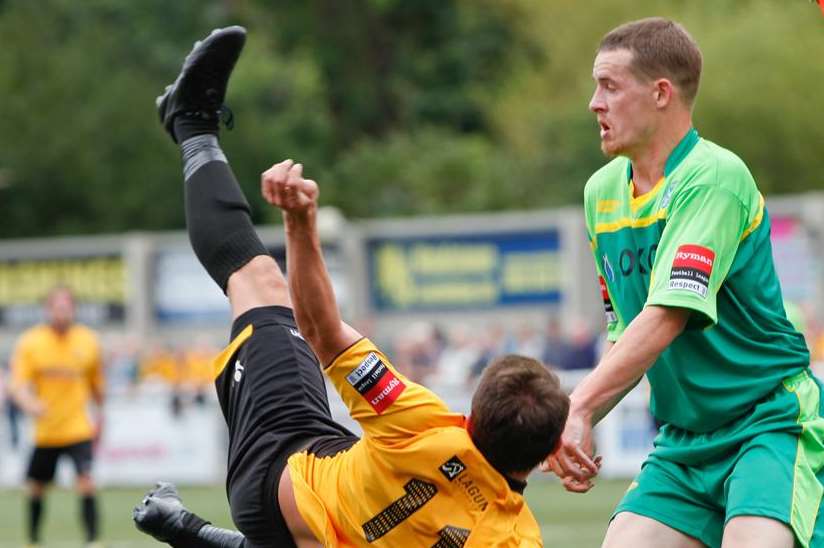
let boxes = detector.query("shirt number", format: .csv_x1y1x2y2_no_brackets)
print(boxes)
362,479,437,542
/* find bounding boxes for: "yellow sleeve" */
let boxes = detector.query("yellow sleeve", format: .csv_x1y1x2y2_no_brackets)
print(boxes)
325,338,464,441
88,333,105,398
10,332,35,389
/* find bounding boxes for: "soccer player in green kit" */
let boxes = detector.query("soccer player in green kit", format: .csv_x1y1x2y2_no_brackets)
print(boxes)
544,17,823,548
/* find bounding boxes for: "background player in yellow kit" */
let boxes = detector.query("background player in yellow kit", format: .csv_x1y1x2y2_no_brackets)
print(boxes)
10,286,105,548
133,26,570,547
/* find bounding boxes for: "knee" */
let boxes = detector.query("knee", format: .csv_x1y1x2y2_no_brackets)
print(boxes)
76,474,96,495
28,481,47,498
722,516,794,548
602,513,638,548
602,512,704,548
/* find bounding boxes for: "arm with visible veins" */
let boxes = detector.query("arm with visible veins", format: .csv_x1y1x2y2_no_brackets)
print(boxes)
260,159,361,367
545,305,689,492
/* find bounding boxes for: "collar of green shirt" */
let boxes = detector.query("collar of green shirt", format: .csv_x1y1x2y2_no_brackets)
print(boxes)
625,127,700,181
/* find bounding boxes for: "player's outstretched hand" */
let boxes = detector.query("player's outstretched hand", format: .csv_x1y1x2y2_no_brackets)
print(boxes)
133,481,209,543
540,412,601,493
261,159,319,215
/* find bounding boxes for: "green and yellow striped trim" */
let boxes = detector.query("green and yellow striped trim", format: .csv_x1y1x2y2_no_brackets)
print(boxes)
783,370,824,548
594,209,667,235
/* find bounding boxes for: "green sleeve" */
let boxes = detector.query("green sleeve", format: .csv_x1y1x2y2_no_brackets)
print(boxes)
584,190,625,342
646,184,748,327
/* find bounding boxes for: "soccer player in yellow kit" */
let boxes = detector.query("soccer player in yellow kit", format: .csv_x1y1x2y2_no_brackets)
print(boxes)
133,27,569,547
10,286,105,548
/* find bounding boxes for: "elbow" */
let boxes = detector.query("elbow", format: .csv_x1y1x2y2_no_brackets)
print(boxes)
649,305,690,342
300,323,323,353
670,307,692,334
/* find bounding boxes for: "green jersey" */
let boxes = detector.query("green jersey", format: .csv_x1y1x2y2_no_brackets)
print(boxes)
584,128,809,432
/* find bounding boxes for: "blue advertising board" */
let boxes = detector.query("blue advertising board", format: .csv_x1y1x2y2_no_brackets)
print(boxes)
367,230,561,312
153,245,345,323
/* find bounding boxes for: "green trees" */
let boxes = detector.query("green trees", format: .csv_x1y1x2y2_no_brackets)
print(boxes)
0,0,821,237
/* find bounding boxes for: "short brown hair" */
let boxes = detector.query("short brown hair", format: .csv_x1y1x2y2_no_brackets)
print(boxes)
470,355,569,475
599,17,703,106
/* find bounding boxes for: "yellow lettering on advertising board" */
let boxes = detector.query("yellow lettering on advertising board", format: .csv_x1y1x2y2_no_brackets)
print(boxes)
0,257,126,305
502,252,560,294
409,244,497,274
374,241,559,309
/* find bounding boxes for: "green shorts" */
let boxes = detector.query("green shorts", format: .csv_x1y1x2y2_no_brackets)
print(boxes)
615,369,824,548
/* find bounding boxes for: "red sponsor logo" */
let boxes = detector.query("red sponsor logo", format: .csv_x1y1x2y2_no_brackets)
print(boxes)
672,244,715,274
364,370,405,414
599,276,609,300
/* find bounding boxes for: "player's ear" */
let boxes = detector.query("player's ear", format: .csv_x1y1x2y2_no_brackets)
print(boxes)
653,79,674,109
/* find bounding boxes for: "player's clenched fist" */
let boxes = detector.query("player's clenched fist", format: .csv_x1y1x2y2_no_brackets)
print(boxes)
261,159,319,214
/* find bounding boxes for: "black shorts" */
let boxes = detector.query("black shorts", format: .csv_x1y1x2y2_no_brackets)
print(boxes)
215,306,358,548
27,439,94,483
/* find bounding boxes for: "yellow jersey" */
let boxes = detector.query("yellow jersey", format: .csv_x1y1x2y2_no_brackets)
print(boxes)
287,338,543,547
11,324,104,447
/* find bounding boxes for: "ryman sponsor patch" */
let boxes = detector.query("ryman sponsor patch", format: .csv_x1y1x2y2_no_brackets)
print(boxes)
668,244,715,298
599,276,617,324
347,352,405,414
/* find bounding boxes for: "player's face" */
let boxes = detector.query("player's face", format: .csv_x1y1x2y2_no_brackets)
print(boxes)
589,49,658,158
46,289,75,330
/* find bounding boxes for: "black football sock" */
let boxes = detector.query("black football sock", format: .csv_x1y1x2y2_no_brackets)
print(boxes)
196,524,247,548
164,512,245,548
28,496,43,543
81,495,99,542
180,135,268,292
174,113,220,145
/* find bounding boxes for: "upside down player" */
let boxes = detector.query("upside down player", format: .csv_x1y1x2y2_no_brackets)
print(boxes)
546,18,824,548
133,26,569,547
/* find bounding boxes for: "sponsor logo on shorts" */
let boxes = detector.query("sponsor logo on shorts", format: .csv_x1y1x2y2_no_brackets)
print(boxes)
347,352,405,414
439,455,467,481
599,276,617,324
668,244,715,298
289,328,305,341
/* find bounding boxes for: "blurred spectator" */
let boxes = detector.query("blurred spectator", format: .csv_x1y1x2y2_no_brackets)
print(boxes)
557,318,598,370
181,337,219,405
139,343,184,417
392,322,443,384
469,324,510,380
541,318,570,369
140,343,180,385
105,335,141,394
2,356,22,449
514,323,544,360
428,325,480,388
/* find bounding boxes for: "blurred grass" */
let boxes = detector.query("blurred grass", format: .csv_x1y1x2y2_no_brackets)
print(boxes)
0,478,628,547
